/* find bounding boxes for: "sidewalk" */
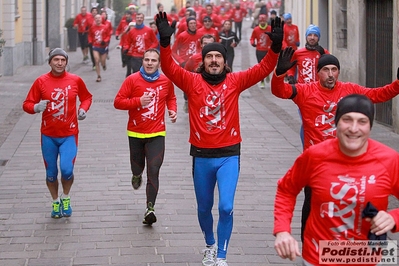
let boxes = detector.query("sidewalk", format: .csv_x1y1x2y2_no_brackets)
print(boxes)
0,18,399,265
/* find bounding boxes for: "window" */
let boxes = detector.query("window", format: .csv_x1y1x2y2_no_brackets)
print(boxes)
335,0,347,48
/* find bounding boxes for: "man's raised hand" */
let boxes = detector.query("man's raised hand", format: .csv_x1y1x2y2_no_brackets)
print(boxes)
275,47,297,76
266,16,284,54
155,12,177,47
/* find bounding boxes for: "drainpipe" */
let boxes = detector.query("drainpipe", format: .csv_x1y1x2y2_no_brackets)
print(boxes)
32,0,38,65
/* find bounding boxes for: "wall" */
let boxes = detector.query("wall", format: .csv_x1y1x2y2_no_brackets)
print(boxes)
331,0,366,84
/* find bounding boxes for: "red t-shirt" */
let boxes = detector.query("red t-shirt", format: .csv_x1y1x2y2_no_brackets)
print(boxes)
115,18,130,46
161,46,278,148
274,138,399,265
231,7,247,22
184,53,202,72
286,47,330,83
283,23,300,50
123,26,159,57
250,25,272,51
73,13,93,33
172,31,202,65
271,74,399,150
197,27,220,42
88,24,111,48
23,71,92,137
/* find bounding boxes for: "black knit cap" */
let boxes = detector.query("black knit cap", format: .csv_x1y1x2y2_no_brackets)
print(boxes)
186,17,196,26
202,43,227,62
335,94,374,128
48,48,68,63
317,54,340,72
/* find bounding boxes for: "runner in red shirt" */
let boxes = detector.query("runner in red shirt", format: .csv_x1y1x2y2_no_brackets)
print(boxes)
156,12,283,266
231,2,247,40
272,49,399,243
201,4,222,30
282,13,300,50
272,49,399,151
274,94,399,266
285,24,329,148
88,14,111,82
73,6,93,63
197,16,220,42
122,13,159,77
115,10,133,67
250,14,272,88
22,48,92,219
114,49,177,226
286,25,329,84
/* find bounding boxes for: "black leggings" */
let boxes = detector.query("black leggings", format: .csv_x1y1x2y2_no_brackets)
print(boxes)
234,21,242,40
128,136,165,205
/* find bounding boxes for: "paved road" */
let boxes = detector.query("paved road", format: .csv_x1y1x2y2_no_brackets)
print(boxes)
1,19,399,266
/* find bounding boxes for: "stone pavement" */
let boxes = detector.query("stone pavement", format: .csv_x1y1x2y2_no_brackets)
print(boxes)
1,19,399,266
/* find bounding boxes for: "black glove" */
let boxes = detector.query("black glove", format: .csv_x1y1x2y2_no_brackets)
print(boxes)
397,67,399,80
315,45,325,56
251,43,256,47
362,202,387,241
287,75,296,84
115,35,119,40
101,41,106,46
155,12,176,47
265,17,284,53
275,47,297,76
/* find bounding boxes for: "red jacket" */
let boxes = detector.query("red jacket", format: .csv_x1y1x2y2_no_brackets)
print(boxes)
114,72,177,135
23,71,92,137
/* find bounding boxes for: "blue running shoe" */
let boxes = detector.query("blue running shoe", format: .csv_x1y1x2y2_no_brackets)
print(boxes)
61,197,72,217
51,201,62,219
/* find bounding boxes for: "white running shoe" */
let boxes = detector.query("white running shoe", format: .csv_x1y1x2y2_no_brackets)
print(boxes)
202,245,217,266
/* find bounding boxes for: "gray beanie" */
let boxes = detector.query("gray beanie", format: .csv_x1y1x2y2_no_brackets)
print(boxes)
48,48,68,63
335,94,374,128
